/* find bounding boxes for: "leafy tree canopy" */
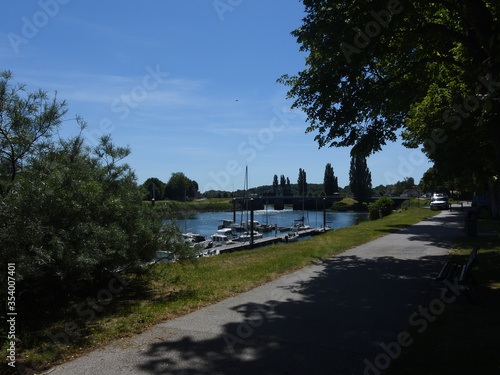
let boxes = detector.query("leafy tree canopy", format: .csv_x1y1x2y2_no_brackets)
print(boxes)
143,177,166,201
279,0,500,193
165,172,199,201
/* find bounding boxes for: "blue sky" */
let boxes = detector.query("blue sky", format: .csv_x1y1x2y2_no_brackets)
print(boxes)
1,0,432,192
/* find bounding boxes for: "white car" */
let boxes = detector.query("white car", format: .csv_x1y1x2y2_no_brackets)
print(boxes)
430,194,449,210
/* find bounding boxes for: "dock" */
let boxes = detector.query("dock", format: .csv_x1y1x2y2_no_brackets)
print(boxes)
215,227,330,254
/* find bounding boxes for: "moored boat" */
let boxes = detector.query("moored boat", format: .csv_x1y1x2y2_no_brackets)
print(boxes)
210,233,235,247
239,231,263,242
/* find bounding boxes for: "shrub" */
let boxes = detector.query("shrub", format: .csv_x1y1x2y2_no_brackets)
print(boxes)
401,199,412,210
331,201,348,211
368,197,394,220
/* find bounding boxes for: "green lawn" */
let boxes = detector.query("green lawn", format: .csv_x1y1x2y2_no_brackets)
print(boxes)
3,207,438,372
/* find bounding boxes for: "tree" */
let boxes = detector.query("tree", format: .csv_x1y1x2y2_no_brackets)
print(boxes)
278,1,500,214
164,172,198,201
0,70,67,197
280,175,287,196
323,163,339,195
0,73,194,302
188,179,199,199
349,155,372,203
286,177,292,196
1,131,191,292
143,177,165,201
405,177,415,189
273,174,279,196
420,167,452,194
392,177,416,196
297,168,308,196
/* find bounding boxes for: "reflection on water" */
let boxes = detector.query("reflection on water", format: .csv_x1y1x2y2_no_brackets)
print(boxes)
175,206,369,239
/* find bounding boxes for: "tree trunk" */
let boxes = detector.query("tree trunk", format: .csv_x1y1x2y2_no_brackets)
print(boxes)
489,182,500,219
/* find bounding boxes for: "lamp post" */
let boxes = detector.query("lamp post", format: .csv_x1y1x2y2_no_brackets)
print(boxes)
250,198,254,248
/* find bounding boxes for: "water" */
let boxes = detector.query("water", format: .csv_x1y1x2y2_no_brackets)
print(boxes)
175,205,369,239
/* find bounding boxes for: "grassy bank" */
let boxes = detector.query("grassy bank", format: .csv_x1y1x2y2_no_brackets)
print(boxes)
386,213,500,375
144,198,234,212
5,207,438,372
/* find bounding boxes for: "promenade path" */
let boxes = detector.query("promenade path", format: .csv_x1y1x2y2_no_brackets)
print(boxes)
48,209,466,375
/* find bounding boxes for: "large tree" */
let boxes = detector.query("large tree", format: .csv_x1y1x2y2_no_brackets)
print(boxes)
164,172,199,201
279,174,286,196
323,162,339,195
143,177,166,201
0,72,194,298
298,168,308,196
349,155,372,203
279,1,500,214
273,174,279,196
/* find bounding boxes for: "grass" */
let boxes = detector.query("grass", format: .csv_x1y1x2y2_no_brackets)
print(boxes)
144,198,234,212
3,207,438,373
386,211,500,375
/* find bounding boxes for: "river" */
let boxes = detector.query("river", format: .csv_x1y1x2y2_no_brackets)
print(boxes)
175,206,369,240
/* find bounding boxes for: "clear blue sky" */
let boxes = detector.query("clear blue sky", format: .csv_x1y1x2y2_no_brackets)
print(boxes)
1,0,431,192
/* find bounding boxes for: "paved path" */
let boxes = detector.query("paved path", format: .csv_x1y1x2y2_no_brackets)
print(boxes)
47,209,466,375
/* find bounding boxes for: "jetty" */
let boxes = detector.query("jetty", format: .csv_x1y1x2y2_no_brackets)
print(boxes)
215,227,330,254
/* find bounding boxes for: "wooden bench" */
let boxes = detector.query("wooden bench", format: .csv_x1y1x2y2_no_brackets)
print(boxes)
436,247,478,293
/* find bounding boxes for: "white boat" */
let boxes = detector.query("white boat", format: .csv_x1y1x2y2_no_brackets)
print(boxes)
218,220,244,231
183,233,205,243
239,231,263,241
210,233,235,247
281,231,299,243
257,223,273,232
215,228,238,240
242,220,260,231
198,248,220,257
291,217,311,231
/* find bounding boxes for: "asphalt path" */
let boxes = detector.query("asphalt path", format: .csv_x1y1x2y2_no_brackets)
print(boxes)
46,209,466,375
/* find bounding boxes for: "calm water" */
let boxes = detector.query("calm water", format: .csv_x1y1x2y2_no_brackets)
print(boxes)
175,206,369,239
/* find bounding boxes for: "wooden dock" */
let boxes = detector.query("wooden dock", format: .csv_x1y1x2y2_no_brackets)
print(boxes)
215,227,330,254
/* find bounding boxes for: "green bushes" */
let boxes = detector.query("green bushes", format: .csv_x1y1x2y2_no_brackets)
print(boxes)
368,197,394,220
331,201,348,211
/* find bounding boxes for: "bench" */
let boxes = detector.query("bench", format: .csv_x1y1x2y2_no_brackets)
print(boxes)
436,247,478,297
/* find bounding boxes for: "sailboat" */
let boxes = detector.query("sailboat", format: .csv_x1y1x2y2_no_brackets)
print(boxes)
257,205,273,232
238,166,260,242
281,176,310,232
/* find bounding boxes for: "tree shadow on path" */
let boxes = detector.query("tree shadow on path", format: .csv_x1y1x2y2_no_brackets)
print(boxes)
136,253,450,375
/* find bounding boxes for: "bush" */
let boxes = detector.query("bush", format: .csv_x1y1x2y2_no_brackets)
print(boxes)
368,197,394,220
331,201,348,211
401,199,412,210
